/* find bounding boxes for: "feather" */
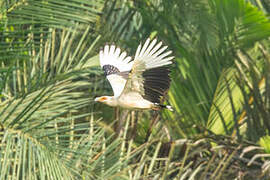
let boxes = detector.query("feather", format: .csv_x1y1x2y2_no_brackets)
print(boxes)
99,45,133,72
142,67,171,103
99,38,173,104
134,38,173,70
121,38,173,103
107,74,127,98
99,45,133,97
102,65,120,76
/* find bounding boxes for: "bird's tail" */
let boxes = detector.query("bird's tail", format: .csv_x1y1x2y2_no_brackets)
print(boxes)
153,103,173,111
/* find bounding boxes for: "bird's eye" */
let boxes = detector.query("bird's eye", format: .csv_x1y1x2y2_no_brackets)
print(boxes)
101,97,107,101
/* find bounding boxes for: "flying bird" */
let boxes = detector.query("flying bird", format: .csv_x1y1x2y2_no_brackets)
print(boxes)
95,38,173,111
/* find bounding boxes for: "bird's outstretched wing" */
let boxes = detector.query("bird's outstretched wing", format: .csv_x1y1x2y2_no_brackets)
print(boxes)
122,38,173,103
99,45,133,97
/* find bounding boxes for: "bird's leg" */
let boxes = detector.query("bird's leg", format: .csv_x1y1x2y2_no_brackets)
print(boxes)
130,110,138,140
144,111,160,142
113,107,120,133
117,109,129,136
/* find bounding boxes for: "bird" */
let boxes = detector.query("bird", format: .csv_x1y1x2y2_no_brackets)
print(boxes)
95,38,174,111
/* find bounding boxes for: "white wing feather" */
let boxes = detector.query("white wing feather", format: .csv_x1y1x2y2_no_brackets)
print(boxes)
106,74,127,97
134,38,173,69
99,45,133,97
120,38,174,97
99,45,133,72
99,39,173,98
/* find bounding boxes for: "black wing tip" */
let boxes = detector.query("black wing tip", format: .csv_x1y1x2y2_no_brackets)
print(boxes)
142,66,171,103
102,64,120,76
153,103,173,111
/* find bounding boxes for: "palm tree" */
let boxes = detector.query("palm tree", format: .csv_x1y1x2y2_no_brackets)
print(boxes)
1,0,270,179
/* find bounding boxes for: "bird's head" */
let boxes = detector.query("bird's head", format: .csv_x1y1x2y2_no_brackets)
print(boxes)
94,96,117,106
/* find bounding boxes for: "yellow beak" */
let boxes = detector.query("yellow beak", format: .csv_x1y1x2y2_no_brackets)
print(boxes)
95,97,108,102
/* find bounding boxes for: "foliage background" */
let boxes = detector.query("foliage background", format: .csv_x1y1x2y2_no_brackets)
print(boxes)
1,0,270,179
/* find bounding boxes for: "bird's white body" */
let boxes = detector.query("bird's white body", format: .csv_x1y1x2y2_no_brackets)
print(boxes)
117,92,153,109
95,93,153,109
95,38,174,111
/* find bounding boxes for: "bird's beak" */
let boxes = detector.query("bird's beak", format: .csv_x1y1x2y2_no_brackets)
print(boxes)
95,96,108,102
